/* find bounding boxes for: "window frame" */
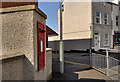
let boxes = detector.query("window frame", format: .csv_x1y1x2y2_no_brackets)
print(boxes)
104,34,109,46
116,16,119,26
101,2,105,6
119,2,120,10
96,12,101,24
104,13,109,25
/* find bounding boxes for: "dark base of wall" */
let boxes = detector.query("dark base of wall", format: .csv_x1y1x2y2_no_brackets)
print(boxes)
47,73,52,80
52,49,96,53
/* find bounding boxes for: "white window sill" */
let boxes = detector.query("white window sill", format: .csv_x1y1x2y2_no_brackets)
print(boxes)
104,24,109,26
95,23,102,25
104,45,109,47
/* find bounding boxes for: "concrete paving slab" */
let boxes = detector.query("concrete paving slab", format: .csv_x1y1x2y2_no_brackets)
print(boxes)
75,69,112,81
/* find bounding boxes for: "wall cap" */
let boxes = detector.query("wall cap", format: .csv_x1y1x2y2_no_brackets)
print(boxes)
46,48,52,52
0,5,47,19
0,52,25,60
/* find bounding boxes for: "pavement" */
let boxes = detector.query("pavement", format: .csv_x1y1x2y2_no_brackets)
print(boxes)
49,52,113,82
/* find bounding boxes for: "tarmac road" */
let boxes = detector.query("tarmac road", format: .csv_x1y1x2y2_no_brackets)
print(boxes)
50,52,112,82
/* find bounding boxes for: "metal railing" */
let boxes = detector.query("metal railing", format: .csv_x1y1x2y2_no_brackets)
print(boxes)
91,48,120,82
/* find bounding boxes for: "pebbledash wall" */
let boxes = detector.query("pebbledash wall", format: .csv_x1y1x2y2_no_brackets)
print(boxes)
1,5,52,80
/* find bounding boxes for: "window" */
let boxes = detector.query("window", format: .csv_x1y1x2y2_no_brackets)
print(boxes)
105,34,109,46
104,13,108,25
96,12,101,24
116,16,119,26
101,2,105,5
114,34,120,45
119,2,120,10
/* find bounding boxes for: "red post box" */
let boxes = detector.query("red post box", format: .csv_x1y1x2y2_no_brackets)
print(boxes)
37,22,45,71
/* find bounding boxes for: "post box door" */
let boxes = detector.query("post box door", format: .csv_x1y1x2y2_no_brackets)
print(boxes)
37,22,45,71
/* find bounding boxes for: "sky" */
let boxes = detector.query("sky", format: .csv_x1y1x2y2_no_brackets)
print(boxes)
38,2,60,33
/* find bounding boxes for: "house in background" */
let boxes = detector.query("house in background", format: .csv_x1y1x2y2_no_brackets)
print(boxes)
46,26,58,48
48,1,119,51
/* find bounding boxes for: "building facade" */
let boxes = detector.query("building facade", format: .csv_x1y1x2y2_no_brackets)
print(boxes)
48,2,119,51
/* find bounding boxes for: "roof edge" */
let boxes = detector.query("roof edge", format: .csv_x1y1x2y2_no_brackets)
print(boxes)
107,2,119,6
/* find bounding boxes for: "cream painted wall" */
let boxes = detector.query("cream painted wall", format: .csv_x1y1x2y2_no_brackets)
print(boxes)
50,2,92,41
58,2,92,40
49,2,94,51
